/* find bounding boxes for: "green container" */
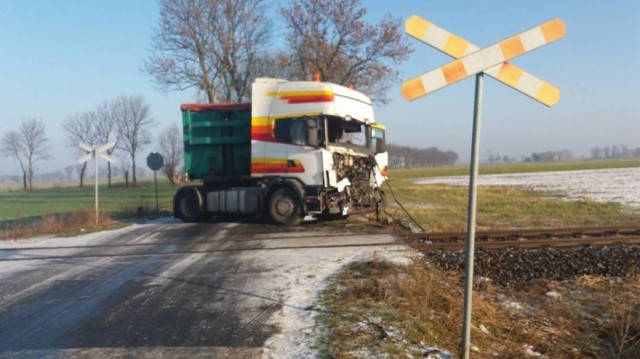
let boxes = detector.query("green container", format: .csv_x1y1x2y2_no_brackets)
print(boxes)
181,104,252,181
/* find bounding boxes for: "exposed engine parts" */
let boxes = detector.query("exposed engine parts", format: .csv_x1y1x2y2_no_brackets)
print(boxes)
324,153,383,215
333,153,373,183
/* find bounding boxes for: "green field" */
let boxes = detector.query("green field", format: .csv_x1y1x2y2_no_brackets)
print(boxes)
1,159,638,228
383,159,640,231
0,179,177,223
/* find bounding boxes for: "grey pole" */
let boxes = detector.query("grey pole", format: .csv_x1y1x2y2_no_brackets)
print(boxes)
461,72,484,358
154,170,159,213
95,152,99,225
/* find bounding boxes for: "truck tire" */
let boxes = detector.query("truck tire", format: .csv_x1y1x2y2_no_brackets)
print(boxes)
175,187,210,223
268,187,304,225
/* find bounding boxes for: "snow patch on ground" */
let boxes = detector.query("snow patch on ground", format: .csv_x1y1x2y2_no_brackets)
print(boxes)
261,247,414,359
416,167,640,210
0,217,415,358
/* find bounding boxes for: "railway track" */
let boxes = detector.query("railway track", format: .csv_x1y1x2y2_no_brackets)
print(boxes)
403,225,640,250
0,228,405,262
0,241,406,262
2,224,639,262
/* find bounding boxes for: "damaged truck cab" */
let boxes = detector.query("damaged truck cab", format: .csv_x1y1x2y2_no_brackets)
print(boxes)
174,78,388,225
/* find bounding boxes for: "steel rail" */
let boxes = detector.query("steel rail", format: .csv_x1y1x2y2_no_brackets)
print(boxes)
0,241,407,262
404,226,640,243
411,235,640,251
0,231,387,252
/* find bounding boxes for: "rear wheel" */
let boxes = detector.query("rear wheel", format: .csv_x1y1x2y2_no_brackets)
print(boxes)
268,187,304,225
175,187,211,223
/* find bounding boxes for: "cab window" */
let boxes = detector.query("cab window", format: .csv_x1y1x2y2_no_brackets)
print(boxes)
274,117,323,146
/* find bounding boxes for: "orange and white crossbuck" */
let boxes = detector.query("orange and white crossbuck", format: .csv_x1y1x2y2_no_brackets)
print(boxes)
402,16,566,107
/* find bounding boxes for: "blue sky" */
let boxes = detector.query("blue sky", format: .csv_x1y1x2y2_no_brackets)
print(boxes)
1,0,639,176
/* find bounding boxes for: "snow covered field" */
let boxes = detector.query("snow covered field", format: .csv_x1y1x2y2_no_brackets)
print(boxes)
416,167,640,211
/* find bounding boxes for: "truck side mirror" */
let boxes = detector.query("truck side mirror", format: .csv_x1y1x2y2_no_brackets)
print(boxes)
375,138,386,154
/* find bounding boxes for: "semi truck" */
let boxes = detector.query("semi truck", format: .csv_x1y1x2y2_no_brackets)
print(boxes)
173,77,388,225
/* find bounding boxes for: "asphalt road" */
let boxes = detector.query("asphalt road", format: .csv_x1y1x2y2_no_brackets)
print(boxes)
0,219,402,358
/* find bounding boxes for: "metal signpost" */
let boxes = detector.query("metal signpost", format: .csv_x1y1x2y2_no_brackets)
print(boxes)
401,16,565,358
78,142,116,224
146,152,164,213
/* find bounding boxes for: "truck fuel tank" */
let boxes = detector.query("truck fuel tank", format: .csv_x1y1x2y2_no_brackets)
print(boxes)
207,188,262,214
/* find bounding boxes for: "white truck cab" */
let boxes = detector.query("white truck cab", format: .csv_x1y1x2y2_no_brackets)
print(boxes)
174,78,388,225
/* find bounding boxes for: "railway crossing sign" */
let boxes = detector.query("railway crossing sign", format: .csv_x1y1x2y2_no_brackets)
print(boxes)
401,16,565,359
402,17,565,103
78,142,116,224
403,15,562,107
79,142,116,164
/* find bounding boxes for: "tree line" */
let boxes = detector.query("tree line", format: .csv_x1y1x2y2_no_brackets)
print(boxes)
523,149,574,163
521,145,640,163
387,144,459,168
62,95,153,189
589,145,640,159
1,96,185,191
63,96,184,189
491,145,640,163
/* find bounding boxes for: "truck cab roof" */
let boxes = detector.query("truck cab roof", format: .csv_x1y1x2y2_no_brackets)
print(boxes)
181,103,251,112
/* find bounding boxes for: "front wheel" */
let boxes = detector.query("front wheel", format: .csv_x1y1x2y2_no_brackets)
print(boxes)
268,188,304,225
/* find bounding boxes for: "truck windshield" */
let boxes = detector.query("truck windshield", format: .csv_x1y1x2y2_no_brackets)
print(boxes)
273,115,375,151
327,117,368,150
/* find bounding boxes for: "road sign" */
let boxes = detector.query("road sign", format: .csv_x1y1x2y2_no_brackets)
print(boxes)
78,141,116,164
401,16,565,359
402,18,565,102
77,142,118,224
404,15,561,107
147,152,164,171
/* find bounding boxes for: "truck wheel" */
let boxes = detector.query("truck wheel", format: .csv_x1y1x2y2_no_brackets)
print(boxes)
175,187,210,223
268,188,304,225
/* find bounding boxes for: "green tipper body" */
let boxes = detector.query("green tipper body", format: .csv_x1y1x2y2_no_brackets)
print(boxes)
181,103,252,181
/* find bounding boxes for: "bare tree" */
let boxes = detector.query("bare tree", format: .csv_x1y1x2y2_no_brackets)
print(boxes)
114,95,154,188
95,100,120,187
158,124,184,186
63,111,99,188
279,0,411,104
1,132,28,190
145,0,273,103
0,118,52,191
213,0,273,101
